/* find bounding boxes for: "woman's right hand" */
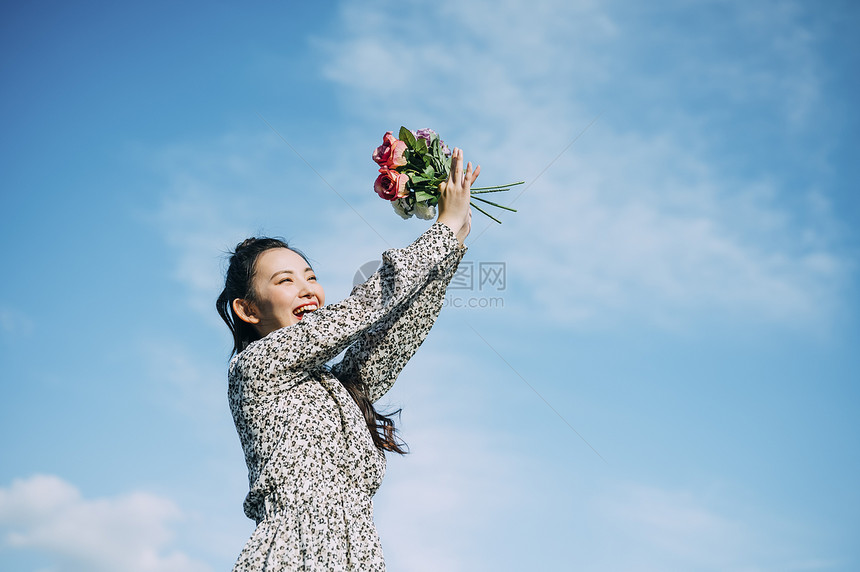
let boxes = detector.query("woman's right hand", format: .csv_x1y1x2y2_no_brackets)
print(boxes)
437,148,480,246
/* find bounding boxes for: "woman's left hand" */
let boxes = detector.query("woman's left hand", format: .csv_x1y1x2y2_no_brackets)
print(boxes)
437,148,480,245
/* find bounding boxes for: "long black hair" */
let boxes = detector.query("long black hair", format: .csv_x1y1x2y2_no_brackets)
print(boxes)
216,237,407,454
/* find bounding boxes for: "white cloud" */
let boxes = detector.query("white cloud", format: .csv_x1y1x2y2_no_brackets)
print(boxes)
0,475,211,572
364,342,840,571
357,342,518,571
587,481,841,572
598,483,750,566
368,341,610,571
146,0,850,334
117,4,853,571
316,0,850,332
374,425,519,572
146,128,457,327
495,140,847,330
148,138,257,326
138,340,230,431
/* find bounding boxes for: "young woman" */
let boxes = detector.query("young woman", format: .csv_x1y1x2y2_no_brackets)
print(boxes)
217,150,479,571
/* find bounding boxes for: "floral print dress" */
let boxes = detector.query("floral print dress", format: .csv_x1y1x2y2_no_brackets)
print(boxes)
228,222,466,571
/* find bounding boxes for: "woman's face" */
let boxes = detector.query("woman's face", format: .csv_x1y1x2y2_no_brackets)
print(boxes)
246,247,326,336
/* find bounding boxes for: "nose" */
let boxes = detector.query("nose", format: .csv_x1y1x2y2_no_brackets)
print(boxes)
297,277,315,297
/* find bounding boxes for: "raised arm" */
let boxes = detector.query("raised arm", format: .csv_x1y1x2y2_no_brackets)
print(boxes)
332,148,478,401
331,244,465,402
231,222,463,388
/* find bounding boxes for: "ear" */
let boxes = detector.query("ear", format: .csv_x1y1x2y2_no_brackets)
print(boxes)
232,298,261,325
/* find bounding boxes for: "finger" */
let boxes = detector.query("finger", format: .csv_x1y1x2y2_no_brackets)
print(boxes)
452,148,463,184
469,164,481,185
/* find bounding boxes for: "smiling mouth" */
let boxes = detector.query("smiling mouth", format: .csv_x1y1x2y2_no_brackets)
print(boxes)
293,303,319,319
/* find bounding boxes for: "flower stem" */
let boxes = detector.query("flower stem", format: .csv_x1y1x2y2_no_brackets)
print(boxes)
471,181,525,191
470,195,518,212
470,201,503,224
470,188,510,194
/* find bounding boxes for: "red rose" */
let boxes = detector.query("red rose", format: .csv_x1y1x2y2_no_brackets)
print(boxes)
372,132,407,169
374,168,409,201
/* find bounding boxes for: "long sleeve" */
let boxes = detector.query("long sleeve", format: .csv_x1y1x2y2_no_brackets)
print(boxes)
331,244,465,403
230,222,462,395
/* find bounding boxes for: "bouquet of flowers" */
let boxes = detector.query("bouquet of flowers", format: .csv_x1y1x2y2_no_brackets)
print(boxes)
372,127,522,224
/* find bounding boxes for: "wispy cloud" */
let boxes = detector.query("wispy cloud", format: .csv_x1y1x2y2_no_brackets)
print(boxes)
146,0,851,334
365,340,841,571
375,425,522,572
146,136,262,327
598,483,751,566
589,481,841,571
138,340,231,433
370,343,599,571
498,142,848,330
317,0,851,332
0,475,211,572
146,128,450,324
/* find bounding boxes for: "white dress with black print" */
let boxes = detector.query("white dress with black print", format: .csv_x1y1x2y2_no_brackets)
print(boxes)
229,222,466,571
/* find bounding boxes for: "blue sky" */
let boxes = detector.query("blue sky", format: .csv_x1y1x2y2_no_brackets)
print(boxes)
1,0,858,570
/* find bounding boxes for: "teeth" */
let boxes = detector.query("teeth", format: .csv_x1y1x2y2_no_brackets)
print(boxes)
293,304,318,316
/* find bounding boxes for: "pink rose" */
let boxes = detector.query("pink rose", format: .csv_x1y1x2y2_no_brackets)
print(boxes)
374,168,409,201
372,132,407,169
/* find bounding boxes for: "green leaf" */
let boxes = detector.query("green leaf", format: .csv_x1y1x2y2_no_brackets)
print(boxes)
406,154,424,171
415,191,436,202
415,137,428,154
430,137,443,160
399,127,418,149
